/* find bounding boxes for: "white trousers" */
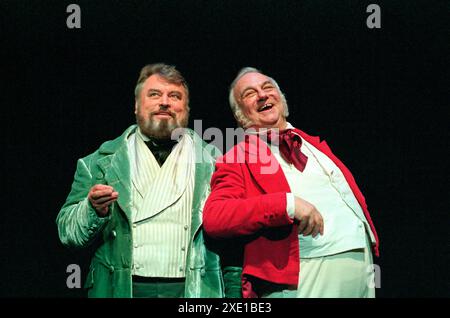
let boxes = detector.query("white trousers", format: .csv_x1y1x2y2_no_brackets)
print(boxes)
261,236,375,298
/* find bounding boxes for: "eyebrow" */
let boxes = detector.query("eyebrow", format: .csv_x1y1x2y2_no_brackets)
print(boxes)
240,80,273,98
147,88,183,96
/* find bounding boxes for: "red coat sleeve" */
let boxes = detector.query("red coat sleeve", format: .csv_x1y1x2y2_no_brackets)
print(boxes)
203,160,293,238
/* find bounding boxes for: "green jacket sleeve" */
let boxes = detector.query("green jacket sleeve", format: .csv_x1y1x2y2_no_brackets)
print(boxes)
56,157,110,248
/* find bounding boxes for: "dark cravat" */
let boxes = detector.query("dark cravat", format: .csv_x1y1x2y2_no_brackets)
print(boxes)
145,137,178,167
267,129,308,172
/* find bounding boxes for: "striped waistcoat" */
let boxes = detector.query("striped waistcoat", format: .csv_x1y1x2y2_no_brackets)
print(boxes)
128,129,195,277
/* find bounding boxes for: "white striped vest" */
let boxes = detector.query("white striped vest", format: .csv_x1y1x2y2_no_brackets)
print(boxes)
128,128,195,277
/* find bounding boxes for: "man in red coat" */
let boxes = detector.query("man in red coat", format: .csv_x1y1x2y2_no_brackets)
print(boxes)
203,67,379,298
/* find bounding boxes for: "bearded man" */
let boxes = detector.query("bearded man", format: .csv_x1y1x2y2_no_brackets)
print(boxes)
57,63,224,298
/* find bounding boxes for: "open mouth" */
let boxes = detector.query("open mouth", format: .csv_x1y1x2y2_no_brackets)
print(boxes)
257,103,274,112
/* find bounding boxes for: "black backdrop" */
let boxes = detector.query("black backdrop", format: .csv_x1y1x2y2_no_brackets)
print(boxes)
0,0,448,297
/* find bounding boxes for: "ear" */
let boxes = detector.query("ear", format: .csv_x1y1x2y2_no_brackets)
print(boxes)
134,101,138,115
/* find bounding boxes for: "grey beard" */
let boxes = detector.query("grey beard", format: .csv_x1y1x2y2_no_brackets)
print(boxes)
137,115,188,140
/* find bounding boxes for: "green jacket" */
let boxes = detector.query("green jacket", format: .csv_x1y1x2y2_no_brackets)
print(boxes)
56,125,226,298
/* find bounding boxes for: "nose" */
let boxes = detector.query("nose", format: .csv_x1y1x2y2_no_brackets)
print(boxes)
257,88,268,100
257,89,268,102
160,94,170,108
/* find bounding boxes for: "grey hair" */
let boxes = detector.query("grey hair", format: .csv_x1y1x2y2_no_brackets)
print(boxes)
228,67,289,128
134,63,190,110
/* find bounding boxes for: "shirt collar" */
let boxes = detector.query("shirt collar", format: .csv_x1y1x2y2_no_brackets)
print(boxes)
245,122,295,136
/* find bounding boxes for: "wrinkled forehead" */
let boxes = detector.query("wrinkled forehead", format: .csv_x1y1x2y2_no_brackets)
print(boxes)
235,72,271,90
143,74,186,92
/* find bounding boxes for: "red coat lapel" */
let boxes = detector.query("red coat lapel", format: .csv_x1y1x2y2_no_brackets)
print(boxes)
237,134,291,194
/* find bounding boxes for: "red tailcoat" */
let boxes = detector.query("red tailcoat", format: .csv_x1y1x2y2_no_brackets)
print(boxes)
203,129,379,298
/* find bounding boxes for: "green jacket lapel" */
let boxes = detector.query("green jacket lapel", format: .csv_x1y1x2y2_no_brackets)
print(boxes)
97,125,136,222
189,129,220,239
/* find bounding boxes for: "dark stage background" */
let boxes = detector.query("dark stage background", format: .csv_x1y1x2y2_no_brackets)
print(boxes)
0,0,448,297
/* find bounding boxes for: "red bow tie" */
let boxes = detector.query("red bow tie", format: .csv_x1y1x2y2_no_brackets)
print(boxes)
267,129,308,172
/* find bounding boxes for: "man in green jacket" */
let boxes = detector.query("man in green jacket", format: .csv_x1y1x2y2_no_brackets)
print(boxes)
57,63,225,298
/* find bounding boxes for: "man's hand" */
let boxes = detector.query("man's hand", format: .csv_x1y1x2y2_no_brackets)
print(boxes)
294,197,324,238
88,184,118,217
